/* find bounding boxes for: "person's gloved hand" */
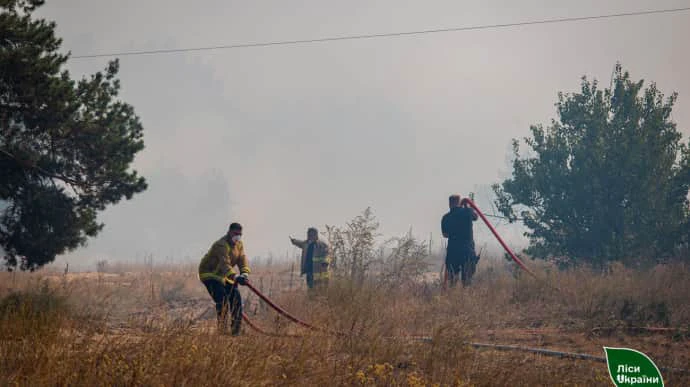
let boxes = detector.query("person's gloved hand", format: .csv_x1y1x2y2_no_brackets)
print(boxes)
236,273,249,285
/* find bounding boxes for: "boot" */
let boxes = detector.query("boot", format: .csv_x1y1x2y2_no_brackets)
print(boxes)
231,318,241,336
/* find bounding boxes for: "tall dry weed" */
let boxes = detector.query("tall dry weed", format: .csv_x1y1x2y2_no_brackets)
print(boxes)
1,259,689,385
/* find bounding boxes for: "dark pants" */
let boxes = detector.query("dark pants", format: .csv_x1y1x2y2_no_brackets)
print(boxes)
446,242,478,287
305,272,314,289
202,279,243,335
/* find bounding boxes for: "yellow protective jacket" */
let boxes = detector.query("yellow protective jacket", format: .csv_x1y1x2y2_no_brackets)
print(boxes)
291,239,331,280
198,236,250,283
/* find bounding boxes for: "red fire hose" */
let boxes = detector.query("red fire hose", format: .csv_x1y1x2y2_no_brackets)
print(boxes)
244,281,346,336
461,198,536,277
241,312,304,338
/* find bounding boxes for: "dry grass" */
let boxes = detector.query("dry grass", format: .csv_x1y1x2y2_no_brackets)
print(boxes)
1,258,689,386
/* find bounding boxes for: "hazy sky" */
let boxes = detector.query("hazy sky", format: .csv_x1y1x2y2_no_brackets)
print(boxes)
37,1,690,269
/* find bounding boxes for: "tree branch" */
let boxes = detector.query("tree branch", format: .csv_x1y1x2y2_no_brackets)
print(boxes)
0,147,90,190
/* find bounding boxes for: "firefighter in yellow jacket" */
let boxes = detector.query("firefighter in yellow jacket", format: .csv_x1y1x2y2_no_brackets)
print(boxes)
290,227,331,289
199,222,250,335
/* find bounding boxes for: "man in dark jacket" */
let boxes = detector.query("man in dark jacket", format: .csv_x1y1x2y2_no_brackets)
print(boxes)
441,195,478,287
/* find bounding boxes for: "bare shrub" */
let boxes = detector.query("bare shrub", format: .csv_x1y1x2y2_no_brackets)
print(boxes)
325,207,380,284
377,230,431,287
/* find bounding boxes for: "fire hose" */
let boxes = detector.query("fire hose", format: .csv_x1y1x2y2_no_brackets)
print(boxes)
244,281,346,337
460,198,535,277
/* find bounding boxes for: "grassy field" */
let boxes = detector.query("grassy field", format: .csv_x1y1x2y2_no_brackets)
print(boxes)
1,258,689,386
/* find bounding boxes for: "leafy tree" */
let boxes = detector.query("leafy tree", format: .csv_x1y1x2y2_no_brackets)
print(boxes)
493,64,690,267
0,0,147,270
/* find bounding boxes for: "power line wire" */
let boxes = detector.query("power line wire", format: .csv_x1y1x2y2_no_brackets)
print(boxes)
485,214,524,222
71,6,690,59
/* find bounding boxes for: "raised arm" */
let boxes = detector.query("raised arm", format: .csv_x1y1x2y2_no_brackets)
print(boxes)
290,237,306,249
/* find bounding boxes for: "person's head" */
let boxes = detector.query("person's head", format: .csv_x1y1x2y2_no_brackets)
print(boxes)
307,227,318,242
228,222,243,244
449,194,461,209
